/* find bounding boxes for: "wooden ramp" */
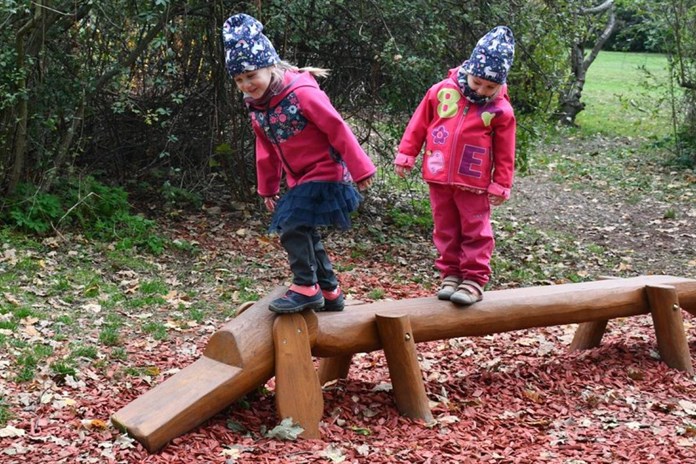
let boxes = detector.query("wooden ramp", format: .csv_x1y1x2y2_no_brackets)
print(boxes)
111,287,286,452
111,275,696,452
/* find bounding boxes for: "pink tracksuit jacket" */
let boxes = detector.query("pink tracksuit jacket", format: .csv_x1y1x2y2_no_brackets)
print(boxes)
247,70,376,198
395,67,516,197
395,67,516,285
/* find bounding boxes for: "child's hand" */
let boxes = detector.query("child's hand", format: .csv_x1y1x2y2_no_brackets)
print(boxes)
263,196,278,212
395,165,411,178
488,193,505,206
357,176,374,191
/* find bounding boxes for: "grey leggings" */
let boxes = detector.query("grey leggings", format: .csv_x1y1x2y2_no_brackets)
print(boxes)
280,224,338,290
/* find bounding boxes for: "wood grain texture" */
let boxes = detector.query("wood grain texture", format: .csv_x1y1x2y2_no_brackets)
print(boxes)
111,287,287,452
113,275,696,453
273,313,324,438
376,314,433,422
312,276,696,357
647,285,693,373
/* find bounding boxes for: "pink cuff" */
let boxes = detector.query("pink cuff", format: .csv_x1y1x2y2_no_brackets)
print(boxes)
487,183,511,200
289,283,319,296
394,153,416,168
258,191,279,198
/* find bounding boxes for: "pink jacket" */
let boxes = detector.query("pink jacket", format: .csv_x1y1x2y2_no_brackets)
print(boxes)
247,71,376,197
395,67,516,199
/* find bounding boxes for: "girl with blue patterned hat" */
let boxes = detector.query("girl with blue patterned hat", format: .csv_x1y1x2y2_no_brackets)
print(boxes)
394,26,516,306
222,13,376,314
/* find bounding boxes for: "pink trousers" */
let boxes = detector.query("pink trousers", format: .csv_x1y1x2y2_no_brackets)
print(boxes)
429,183,494,286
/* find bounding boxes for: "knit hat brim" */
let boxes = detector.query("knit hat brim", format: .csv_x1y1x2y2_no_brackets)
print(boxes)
462,26,515,84
222,13,280,77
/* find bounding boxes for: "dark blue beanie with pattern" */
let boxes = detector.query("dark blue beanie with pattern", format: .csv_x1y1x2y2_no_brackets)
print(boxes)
222,13,280,77
461,26,515,84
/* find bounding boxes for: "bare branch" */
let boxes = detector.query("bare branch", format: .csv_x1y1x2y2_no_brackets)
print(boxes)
93,3,211,92
583,5,616,71
582,0,614,15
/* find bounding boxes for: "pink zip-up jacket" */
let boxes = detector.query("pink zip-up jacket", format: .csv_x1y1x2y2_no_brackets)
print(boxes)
247,70,376,198
395,67,516,199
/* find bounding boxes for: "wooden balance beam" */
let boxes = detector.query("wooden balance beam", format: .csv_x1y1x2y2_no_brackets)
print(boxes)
111,275,696,452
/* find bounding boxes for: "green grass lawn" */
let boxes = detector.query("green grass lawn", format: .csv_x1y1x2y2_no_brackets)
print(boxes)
575,51,673,139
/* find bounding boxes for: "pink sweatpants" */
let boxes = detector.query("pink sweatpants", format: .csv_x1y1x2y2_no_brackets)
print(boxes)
428,183,494,286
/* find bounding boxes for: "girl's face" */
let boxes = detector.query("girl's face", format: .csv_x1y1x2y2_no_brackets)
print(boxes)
466,74,501,98
234,67,273,99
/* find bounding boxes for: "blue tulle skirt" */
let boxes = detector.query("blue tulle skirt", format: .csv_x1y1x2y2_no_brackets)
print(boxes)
269,181,362,233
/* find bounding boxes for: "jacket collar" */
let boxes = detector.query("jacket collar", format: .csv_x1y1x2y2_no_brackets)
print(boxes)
245,70,318,109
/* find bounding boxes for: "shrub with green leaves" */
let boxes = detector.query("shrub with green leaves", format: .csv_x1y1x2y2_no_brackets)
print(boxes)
1,176,166,253
4,183,62,234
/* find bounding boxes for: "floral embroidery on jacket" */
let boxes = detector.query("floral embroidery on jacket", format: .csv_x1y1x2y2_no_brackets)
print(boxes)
432,125,449,145
251,92,306,144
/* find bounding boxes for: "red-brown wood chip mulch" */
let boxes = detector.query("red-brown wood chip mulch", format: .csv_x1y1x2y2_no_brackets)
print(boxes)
3,313,696,464
2,215,696,463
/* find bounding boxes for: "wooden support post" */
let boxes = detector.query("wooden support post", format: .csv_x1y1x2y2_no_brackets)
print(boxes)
569,275,619,350
273,313,324,438
375,314,433,423
570,320,609,350
646,285,694,373
315,299,364,385
318,355,353,385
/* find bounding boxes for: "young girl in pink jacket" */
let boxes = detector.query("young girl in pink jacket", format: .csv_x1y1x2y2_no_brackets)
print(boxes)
395,26,516,305
223,13,376,314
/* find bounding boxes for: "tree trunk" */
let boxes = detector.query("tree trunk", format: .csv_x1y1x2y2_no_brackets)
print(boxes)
5,1,80,194
7,4,42,195
556,0,617,126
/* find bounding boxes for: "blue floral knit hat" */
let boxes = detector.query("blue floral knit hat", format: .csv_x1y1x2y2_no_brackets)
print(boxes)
222,13,280,77
461,26,515,84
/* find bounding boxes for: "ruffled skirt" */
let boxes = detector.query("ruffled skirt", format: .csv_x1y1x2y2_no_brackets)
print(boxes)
269,181,362,233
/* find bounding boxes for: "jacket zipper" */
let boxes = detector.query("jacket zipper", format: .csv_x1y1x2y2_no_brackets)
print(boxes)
448,102,470,183
265,106,298,178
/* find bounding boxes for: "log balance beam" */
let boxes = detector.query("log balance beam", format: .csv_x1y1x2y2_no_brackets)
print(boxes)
111,275,696,452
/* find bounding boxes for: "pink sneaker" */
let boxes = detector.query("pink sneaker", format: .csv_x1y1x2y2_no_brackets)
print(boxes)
319,287,345,312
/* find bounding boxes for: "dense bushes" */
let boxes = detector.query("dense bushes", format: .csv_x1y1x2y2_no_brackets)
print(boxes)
0,0,693,235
